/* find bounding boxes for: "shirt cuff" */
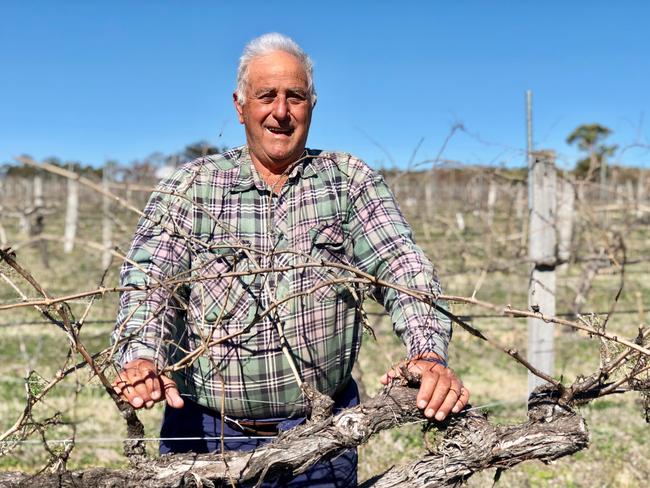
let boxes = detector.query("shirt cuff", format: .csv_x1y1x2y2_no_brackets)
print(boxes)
409,355,448,368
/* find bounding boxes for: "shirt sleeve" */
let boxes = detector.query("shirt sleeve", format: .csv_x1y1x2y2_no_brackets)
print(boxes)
111,176,193,370
346,166,452,362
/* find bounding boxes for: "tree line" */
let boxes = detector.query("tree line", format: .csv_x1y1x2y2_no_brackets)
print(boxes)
0,141,227,180
1,124,645,183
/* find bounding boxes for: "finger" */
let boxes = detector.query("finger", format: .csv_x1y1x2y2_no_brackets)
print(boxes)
143,371,164,408
380,368,398,385
114,360,159,408
423,371,453,418
112,378,124,395
149,373,162,402
119,381,144,409
435,386,462,421
140,373,157,408
452,387,471,413
129,370,156,407
416,368,440,415
161,375,185,409
112,368,133,395
122,364,158,408
113,370,139,405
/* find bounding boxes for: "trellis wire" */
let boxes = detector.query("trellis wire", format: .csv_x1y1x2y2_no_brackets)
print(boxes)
1,307,645,328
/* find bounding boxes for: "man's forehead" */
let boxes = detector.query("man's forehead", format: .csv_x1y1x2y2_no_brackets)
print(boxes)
247,52,307,79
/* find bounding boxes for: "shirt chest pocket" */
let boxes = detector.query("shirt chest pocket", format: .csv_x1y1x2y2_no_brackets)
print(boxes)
188,245,257,328
293,219,352,303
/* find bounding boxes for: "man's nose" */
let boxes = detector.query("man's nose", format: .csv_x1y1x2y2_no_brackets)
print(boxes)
272,96,289,120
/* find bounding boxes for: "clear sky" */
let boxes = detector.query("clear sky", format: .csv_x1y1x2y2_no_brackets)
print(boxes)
2,1,649,170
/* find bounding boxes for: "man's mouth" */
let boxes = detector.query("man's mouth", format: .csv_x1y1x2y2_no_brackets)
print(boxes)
266,127,294,136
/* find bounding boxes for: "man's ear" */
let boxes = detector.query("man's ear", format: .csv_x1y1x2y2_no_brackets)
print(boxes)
233,92,245,124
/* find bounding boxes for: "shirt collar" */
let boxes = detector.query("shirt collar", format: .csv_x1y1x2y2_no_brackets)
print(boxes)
229,146,319,193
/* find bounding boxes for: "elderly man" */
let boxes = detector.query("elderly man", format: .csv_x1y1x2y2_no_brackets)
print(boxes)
112,32,469,487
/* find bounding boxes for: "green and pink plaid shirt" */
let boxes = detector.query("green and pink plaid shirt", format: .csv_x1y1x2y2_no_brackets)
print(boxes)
112,145,451,418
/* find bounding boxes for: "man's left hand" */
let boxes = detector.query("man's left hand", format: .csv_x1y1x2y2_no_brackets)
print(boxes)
380,357,470,421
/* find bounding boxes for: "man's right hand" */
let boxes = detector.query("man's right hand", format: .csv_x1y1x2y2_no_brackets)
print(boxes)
112,359,185,410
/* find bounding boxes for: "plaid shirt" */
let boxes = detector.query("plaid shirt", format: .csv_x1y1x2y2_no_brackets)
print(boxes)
112,145,451,418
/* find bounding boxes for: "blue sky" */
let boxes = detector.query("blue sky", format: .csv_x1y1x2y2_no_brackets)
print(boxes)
2,1,649,170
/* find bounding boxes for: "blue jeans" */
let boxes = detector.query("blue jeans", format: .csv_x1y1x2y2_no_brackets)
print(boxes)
160,380,359,487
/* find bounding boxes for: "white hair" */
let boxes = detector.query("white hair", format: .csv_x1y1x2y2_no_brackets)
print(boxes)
235,32,317,106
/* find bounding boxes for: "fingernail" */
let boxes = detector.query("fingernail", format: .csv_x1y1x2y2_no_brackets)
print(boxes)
452,406,460,413
145,401,154,409
425,408,435,417
151,391,161,400
418,400,427,409
133,396,143,407
435,411,445,421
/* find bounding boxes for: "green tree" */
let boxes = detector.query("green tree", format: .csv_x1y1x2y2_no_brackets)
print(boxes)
181,141,226,161
566,123,617,180
0,156,102,178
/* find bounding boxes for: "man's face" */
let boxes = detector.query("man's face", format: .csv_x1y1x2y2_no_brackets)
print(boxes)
234,50,313,170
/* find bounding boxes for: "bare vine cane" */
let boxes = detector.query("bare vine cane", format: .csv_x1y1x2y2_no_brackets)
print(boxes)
0,245,649,485
0,248,147,464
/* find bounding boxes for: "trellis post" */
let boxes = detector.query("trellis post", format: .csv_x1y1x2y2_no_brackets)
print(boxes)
556,176,575,272
102,165,113,269
527,150,557,396
63,171,79,253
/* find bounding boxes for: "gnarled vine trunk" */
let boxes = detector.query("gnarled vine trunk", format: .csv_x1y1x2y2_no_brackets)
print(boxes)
0,384,589,488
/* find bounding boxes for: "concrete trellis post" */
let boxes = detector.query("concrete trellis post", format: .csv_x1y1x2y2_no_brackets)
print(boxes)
623,183,631,211
421,170,436,240
486,180,498,227
19,179,31,236
616,184,624,206
102,166,113,269
424,170,435,217
556,177,575,272
33,174,44,209
528,150,557,395
600,153,608,201
63,176,79,253
637,171,645,217
515,184,526,220
455,212,466,232
101,167,112,268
